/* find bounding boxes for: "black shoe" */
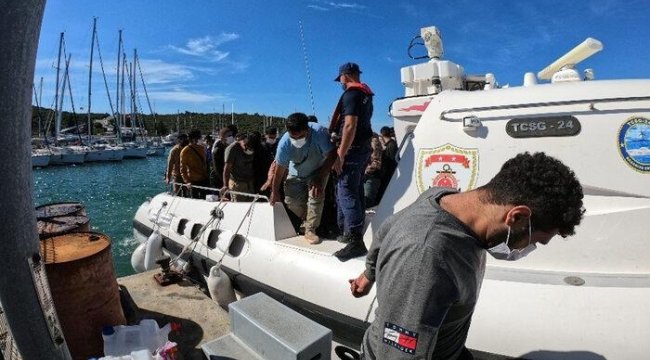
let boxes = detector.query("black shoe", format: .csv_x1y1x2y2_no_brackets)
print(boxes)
337,233,352,243
334,240,368,261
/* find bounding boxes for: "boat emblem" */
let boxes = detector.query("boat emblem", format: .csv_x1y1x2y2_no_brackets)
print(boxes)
617,116,650,174
416,144,479,193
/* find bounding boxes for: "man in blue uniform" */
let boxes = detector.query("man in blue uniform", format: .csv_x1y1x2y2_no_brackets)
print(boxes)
330,62,375,260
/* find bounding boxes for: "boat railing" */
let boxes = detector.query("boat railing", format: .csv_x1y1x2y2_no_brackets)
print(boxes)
439,95,650,121
169,182,270,202
396,130,415,162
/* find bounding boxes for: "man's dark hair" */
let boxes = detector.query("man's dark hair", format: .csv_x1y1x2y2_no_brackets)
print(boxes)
307,115,318,123
380,126,391,137
480,152,584,237
265,126,277,135
176,133,188,143
219,127,232,138
235,132,248,141
188,129,201,140
227,124,238,136
248,131,262,148
286,112,309,132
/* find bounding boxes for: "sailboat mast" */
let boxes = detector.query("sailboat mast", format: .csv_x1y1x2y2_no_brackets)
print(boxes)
87,17,96,144
56,51,70,140
53,32,64,139
38,76,44,137
129,58,135,138
115,30,122,142
121,53,127,139
132,49,138,141
136,51,157,137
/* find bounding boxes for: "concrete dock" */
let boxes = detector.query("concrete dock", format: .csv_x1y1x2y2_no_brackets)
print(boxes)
118,270,231,360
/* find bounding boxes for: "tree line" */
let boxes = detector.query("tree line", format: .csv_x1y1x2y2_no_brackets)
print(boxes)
31,106,287,137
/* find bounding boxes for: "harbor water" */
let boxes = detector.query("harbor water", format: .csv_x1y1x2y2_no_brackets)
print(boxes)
33,154,167,277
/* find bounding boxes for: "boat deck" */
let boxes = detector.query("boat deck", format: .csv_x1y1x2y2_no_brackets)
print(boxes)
276,235,350,255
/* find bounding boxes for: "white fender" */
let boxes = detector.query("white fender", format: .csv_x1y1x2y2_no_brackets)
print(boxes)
144,230,163,271
207,265,236,309
131,243,147,273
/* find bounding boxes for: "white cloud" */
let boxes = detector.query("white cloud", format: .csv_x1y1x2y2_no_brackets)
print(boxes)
169,33,240,62
149,88,230,103
385,56,401,64
307,1,366,11
327,2,366,10
135,59,195,84
308,4,329,11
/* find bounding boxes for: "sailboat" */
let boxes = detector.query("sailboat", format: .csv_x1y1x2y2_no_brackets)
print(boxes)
84,18,124,162
48,40,85,166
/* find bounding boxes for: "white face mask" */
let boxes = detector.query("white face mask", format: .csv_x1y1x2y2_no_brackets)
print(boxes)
226,136,235,144
265,138,277,145
244,149,254,155
487,217,536,261
290,137,307,148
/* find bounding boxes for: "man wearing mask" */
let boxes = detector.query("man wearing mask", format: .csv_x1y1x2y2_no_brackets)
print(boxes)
212,127,234,189
180,129,209,199
222,133,255,202
349,152,585,360
165,133,188,196
270,112,336,245
263,126,279,158
330,62,375,260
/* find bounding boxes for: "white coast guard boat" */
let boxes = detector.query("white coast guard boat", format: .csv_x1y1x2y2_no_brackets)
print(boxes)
133,26,650,359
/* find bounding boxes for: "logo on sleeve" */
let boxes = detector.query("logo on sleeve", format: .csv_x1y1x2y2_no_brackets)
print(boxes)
383,322,418,355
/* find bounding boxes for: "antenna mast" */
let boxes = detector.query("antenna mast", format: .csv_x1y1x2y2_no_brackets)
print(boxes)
299,21,316,116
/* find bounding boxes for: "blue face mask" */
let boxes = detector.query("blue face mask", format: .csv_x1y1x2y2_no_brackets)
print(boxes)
487,217,536,261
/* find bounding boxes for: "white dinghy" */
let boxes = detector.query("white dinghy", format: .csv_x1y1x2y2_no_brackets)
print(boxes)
133,26,650,359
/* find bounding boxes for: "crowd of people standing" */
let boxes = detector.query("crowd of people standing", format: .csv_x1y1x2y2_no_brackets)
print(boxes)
164,62,398,260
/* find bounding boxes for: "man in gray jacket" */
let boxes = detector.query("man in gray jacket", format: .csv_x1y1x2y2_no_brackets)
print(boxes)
349,152,585,359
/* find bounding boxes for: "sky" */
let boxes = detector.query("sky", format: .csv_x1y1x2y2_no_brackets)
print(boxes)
34,0,650,129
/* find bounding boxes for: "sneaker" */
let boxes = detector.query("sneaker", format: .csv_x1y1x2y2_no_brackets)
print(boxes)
304,230,321,245
334,240,368,261
337,233,352,243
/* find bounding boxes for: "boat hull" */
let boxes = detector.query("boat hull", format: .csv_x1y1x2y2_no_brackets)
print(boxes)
132,193,376,348
31,153,50,167
123,146,148,159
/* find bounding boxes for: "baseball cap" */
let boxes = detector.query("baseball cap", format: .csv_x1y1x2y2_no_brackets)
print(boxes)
334,62,362,81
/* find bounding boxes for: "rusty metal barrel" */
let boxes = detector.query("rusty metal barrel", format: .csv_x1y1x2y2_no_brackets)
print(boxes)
36,202,90,239
36,201,86,218
41,232,126,360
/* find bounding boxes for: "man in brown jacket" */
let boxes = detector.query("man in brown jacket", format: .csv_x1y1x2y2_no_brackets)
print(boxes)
180,129,209,199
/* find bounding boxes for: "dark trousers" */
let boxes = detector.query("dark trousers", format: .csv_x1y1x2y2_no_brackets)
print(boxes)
190,180,210,199
337,146,371,236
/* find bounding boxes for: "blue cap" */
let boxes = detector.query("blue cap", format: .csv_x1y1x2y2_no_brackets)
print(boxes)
334,62,362,81
102,325,115,336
